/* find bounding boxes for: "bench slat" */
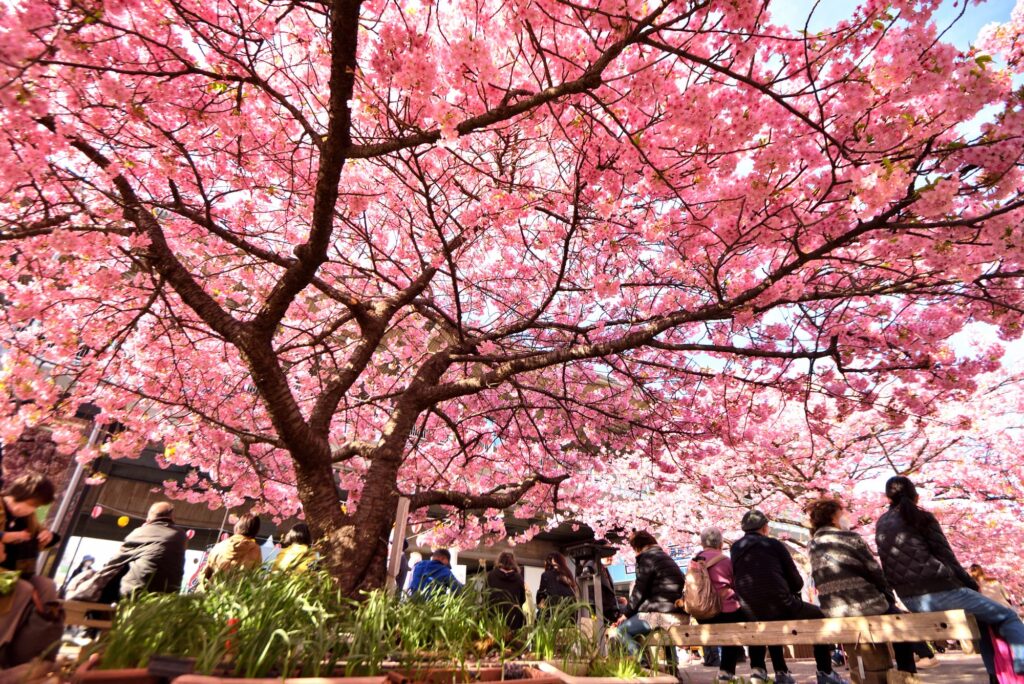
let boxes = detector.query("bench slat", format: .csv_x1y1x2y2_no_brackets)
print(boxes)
62,600,116,631
63,600,116,613
68,618,114,629
651,610,979,647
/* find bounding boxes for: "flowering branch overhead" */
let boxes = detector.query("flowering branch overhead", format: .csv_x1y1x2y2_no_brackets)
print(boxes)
2,0,1023,592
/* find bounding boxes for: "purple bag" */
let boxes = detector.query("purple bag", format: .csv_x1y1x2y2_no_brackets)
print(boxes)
990,626,1024,684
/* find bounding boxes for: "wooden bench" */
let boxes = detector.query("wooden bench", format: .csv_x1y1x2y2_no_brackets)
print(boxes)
63,600,116,633
646,610,980,683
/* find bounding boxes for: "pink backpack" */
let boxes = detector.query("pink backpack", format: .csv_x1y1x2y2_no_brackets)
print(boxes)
683,553,726,619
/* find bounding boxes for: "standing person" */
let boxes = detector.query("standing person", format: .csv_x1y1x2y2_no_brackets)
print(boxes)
970,564,1015,608
203,514,262,583
612,530,686,655
409,548,463,595
694,526,787,684
536,552,578,612
62,555,96,596
876,476,1024,679
69,502,186,601
486,551,527,633
0,474,64,666
272,523,313,573
806,498,917,677
1,473,60,578
394,538,411,592
732,510,849,684
580,557,622,623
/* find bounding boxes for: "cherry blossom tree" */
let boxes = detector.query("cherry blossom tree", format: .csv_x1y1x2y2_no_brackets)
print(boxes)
2,0,1024,593
589,373,1024,594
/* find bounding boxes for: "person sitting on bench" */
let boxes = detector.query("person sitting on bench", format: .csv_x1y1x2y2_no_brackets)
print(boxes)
806,498,917,677
877,476,1024,681
694,525,789,684
732,509,849,684
69,502,186,602
613,529,686,655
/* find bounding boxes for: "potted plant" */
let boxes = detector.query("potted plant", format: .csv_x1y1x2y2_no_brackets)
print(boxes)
75,570,368,682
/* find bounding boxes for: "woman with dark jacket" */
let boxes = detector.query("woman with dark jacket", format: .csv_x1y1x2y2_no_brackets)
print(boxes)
876,476,1024,679
486,551,527,633
807,498,916,675
536,552,577,611
613,530,686,655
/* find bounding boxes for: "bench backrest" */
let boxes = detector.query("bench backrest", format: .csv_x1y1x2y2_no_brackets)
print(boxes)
63,599,116,631
650,610,979,647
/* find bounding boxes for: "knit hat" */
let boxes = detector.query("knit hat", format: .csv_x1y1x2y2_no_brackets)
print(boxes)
741,509,769,532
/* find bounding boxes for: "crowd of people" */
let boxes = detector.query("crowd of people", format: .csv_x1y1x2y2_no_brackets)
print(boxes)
0,476,313,667
0,469,1022,683
410,476,1023,684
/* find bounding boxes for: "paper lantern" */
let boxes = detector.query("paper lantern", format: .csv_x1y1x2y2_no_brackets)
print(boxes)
116,515,130,527
90,505,103,519
185,529,195,540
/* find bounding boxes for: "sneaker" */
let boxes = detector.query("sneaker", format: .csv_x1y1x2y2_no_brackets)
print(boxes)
774,672,796,684
715,673,737,683
749,668,769,682
816,671,851,684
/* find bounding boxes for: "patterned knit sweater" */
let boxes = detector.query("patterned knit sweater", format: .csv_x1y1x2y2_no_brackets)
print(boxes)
808,526,894,618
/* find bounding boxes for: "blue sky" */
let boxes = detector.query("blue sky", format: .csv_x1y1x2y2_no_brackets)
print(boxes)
770,0,1017,51
769,0,1024,369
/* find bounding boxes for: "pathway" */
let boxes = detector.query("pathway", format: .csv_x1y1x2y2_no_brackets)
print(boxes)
676,653,988,683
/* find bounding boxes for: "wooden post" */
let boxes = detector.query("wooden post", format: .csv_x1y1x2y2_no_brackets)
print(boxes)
37,420,104,576
844,643,892,684
386,496,411,594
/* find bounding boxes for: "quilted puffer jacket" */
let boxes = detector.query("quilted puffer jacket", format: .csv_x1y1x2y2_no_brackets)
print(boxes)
623,545,686,618
875,507,979,599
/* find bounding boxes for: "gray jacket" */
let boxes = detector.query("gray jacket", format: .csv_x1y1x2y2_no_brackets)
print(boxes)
69,518,186,601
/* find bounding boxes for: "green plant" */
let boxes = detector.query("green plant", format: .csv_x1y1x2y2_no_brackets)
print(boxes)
524,600,590,665
344,585,525,674
94,568,349,677
94,591,225,672
585,653,647,680
94,571,634,679
341,589,399,675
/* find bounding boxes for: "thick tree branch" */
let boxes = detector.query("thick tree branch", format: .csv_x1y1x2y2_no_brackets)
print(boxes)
408,473,570,510
251,0,364,335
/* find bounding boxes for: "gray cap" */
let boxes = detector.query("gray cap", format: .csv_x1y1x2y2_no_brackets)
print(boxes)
741,509,769,532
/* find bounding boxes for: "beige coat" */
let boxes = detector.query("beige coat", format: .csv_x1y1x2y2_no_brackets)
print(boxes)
203,534,261,584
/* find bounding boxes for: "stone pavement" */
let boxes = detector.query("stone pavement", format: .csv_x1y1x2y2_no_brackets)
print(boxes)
676,653,988,683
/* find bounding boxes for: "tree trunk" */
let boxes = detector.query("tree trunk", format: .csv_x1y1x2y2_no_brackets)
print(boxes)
292,449,400,597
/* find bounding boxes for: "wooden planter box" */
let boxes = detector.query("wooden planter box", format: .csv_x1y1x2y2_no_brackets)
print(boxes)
72,665,161,684
533,662,677,684
386,666,561,684
174,677,391,684
71,655,162,684
174,666,559,684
